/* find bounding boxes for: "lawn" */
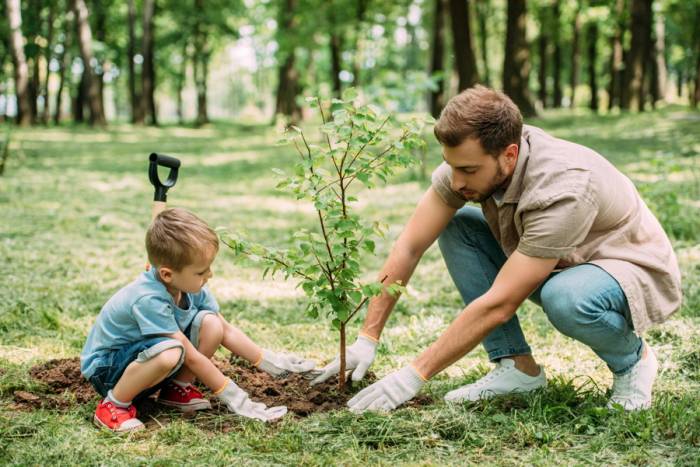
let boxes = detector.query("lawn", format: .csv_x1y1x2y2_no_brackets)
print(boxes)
1,106,699,465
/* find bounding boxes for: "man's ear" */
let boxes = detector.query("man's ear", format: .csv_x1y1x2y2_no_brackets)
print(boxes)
158,266,174,284
503,143,519,169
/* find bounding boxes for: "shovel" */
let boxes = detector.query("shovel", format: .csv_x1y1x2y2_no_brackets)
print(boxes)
148,152,181,221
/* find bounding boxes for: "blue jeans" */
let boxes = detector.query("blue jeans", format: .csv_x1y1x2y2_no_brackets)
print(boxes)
88,310,216,399
438,206,643,375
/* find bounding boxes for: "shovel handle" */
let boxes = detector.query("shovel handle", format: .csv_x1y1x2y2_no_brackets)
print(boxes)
149,153,180,202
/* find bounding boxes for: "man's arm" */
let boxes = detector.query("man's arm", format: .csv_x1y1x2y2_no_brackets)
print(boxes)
361,187,457,339
412,251,558,378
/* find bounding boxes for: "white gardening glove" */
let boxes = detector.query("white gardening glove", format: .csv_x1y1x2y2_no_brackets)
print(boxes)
256,349,316,378
347,365,426,413
311,334,378,385
216,380,287,422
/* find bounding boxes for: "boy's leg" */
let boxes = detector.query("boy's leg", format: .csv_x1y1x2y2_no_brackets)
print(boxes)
157,311,222,411
90,337,184,431
171,311,224,384
539,264,655,410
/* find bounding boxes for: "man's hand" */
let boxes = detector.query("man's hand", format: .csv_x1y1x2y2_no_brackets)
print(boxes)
347,365,425,413
216,380,287,422
256,349,316,378
311,334,378,385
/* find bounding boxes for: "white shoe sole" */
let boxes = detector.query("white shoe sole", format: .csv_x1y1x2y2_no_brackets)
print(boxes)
157,399,212,412
93,414,145,432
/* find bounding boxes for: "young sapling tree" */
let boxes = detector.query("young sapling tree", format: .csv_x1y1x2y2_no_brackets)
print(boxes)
221,89,430,391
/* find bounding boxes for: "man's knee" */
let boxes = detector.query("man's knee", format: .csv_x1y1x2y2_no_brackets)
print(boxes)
438,206,486,252
540,282,587,336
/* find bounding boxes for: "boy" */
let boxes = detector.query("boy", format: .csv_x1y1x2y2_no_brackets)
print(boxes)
81,208,315,431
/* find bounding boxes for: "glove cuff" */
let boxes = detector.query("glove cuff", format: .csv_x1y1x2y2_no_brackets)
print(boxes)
356,334,379,351
401,365,427,392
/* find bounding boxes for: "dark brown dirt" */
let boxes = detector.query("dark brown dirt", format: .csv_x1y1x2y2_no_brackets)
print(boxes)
15,356,433,418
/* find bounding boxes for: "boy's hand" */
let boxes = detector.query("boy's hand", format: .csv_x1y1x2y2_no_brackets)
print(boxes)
256,349,316,378
216,380,287,422
311,334,377,385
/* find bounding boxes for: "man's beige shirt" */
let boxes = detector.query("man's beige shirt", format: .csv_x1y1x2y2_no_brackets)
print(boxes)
431,124,682,332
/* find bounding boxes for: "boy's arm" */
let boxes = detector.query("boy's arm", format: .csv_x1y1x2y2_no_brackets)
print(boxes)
218,315,316,377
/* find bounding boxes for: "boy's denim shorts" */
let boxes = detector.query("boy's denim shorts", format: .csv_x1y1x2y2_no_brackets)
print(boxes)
88,310,216,399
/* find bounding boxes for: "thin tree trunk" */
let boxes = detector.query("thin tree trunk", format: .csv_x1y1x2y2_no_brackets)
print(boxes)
652,9,667,103
71,0,106,125
274,0,302,122
193,0,209,126
538,29,548,108
607,0,625,110
140,0,157,125
176,41,187,124
351,0,369,87
41,4,55,124
448,0,479,91
570,1,581,107
622,0,652,111
692,4,700,107
54,11,73,125
73,71,86,123
503,0,536,116
128,0,142,123
329,33,343,98
476,0,491,86
428,0,446,118
588,22,599,111
6,0,32,126
551,0,562,107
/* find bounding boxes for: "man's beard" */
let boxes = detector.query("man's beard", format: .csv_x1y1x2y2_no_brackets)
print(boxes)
462,164,510,203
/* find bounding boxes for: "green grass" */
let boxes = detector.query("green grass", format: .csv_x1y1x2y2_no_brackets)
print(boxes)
1,105,699,465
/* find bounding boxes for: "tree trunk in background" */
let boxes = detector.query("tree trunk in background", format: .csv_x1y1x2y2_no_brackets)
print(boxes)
351,0,369,87
476,0,491,86
41,4,55,124
569,1,581,107
274,0,302,122
607,0,625,110
692,4,700,108
448,0,479,91
504,0,536,116
622,0,652,111
71,0,106,125
538,27,548,108
193,0,209,126
94,1,107,112
652,9,667,103
7,0,32,125
329,32,343,97
176,42,187,124
428,0,446,118
551,0,562,107
30,57,40,122
140,0,157,125
73,71,86,122
54,11,73,124
587,22,599,111
128,0,142,123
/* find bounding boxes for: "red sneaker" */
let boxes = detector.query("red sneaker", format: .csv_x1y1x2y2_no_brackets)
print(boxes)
93,399,144,432
158,381,211,411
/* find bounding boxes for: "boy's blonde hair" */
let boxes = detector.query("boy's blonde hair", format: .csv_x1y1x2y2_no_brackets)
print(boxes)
146,208,219,271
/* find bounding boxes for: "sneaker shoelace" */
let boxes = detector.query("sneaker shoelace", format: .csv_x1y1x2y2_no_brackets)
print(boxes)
105,402,135,422
472,364,508,388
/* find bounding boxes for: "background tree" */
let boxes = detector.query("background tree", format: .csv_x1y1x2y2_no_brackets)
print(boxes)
503,0,536,116
428,0,446,118
448,0,479,91
6,0,32,125
621,0,653,111
71,0,106,125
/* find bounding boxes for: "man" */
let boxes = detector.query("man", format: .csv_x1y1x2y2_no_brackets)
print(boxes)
311,86,682,412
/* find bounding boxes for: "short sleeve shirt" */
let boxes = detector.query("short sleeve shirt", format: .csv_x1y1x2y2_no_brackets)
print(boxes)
430,124,682,332
80,267,220,378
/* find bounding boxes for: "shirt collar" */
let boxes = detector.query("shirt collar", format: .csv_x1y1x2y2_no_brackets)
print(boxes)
501,130,531,204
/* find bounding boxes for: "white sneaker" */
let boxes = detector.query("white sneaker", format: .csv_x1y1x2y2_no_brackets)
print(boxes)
607,343,658,411
444,358,546,403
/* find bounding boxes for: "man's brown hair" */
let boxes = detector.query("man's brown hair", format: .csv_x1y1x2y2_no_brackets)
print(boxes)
146,208,219,271
433,85,523,155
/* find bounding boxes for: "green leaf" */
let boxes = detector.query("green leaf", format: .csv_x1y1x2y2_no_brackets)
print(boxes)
341,87,358,102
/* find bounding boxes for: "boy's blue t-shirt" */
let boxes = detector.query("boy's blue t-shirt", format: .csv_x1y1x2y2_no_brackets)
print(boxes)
80,267,219,378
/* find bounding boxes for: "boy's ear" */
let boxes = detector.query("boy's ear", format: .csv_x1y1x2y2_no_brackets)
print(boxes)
158,267,174,284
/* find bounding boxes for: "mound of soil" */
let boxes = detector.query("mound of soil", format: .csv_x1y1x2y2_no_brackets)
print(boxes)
15,356,433,418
